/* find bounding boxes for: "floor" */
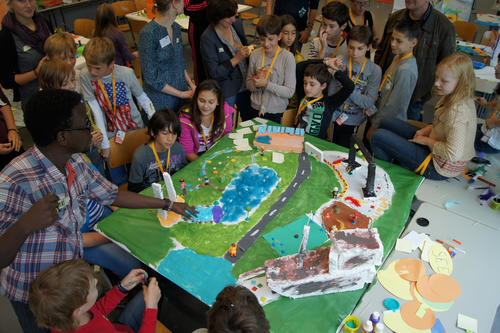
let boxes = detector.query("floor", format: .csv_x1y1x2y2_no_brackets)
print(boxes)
0,1,396,331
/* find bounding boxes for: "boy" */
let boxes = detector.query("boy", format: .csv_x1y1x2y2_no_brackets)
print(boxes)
129,109,188,193
304,2,349,60
44,32,78,68
80,37,156,159
29,259,160,332
330,25,381,148
246,15,296,124
295,61,354,140
366,20,419,139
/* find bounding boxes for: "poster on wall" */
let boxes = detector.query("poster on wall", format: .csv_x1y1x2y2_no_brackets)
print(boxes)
440,0,474,22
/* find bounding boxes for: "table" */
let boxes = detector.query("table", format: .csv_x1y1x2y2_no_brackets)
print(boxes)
351,202,500,333
415,153,500,230
125,4,252,30
476,13,500,27
475,65,500,95
39,0,101,30
97,124,423,332
73,34,89,71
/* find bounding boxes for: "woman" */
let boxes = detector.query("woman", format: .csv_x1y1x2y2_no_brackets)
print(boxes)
138,0,196,111
0,88,23,170
200,0,254,121
0,0,51,110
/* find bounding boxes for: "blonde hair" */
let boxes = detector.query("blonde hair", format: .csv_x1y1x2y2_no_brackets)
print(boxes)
82,37,115,65
38,58,75,90
29,259,94,331
435,53,475,106
44,32,77,59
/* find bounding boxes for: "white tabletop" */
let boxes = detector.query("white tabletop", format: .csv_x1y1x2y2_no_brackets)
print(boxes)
415,154,500,230
351,202,500,333
475,66,500,94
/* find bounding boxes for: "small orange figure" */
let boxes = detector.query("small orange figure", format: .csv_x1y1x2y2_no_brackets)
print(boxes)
229,243,237,256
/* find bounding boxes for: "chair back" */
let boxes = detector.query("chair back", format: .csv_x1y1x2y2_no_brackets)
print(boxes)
108,128,150,169
129,17,147,35
134,0,146,10
454,20,478,42
111,0,137,17
74,18,95,37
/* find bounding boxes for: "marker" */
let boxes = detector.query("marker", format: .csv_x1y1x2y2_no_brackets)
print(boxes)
478,177,496,187
436,239,466,254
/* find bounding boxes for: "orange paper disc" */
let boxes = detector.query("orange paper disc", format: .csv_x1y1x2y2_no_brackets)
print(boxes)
428,273,461,303
400,301,436,330
395,258,426,281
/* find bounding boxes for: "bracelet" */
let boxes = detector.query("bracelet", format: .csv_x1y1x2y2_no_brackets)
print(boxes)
117,282,130,294
7,129,18,133
163,198,174,211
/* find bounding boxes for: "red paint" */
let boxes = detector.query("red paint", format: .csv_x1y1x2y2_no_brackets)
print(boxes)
345,196,361,207
333,158,347,165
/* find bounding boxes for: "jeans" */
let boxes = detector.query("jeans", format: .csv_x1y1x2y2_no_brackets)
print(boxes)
117,290,146,332
474,124,500,154
10,300,49,333
370,117,448,180
83,240,142,279
407,101,424,121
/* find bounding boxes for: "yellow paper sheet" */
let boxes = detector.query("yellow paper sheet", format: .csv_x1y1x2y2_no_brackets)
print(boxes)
384,311,431,333
429,243,453,275
377,260,413,300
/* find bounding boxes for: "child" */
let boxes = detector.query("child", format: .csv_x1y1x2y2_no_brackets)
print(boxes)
295,61,354,140
38,58,77,92
179,80,234,161
280,15,304,64
246,14,296,124
346,0,379,48
305,2,349,60
129,108,188,192
80,37,156,160
44,32,78,68
370,53,477,180
366,20,419,140
330,25,381,148
194,285,270,332
29,259,160,333
94,4,138,67
475,55,500,154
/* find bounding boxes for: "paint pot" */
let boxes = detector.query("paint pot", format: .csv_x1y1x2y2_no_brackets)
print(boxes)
383,298,400,311
374,322,385,333
343,315,361,333
370,311,381,326
361,320,374,333
490,197,500,210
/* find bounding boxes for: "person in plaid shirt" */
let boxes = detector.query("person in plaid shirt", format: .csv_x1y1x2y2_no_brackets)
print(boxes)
0,89,197,332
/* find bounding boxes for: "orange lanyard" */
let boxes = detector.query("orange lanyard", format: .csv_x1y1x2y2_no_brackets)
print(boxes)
344,57,367,110
261,46,281,80
97,71,116,116
201,114,214,148
488,99,498,119
150,142,170,175
296,95,323,123
379,52,413,94
349,8,358,25
330,37,344,58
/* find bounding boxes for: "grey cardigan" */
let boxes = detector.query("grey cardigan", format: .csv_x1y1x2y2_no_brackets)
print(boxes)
200,20,248,98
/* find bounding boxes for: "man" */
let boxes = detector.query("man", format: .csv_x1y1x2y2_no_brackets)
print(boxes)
375,0,455,121
0,89,197,332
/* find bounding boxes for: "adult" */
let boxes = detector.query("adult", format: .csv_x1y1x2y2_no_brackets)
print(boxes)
0,0,51,110
0,88,23,170
0,89,197,332
266,0,318,45
138,0,196,111
374,0,455,121
346,0,379,48
200,0,253,121
184,0,209,85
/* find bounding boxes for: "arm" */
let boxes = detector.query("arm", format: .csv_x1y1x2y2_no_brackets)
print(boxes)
126,68,156,119
138,277,161,333
299,8,317,44
200,33,249,80
437,20,456,64
87,99,111,152
377,66,417,118
0,103,22,152
430,116,470,161
265,53,296,99
82,232,110,247
178,116,199,157
325,70,355,110
266,0,274,15
246,52,259,92
115,30,137,63
348,64,381,109
136,92,156,119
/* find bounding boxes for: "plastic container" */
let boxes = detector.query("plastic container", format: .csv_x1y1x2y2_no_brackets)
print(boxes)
343,315,361,333
361,320,373,333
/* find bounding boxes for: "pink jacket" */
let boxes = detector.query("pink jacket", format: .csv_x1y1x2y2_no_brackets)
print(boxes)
179,102,234,155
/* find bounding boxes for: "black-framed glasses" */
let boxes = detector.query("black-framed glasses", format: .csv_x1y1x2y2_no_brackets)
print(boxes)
61,119,92,132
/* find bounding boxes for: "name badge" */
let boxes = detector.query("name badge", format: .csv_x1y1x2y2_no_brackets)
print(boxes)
176,38,180,43
218,47,224,53
115,130,126,144
23,45,32,52
159,35,171,48
336,113,349,125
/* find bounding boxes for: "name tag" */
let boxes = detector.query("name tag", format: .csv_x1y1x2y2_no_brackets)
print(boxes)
159,35,171,48
218,47,224,53
176,38,180,43
23,45,32,52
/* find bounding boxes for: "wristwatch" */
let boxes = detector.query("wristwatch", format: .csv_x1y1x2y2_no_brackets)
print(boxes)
163,199,174,211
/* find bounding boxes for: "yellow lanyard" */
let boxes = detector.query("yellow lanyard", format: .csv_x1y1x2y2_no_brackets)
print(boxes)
344,58,367,110
201,114,214,149
296,95,323,123
150,142,170,175
379,52,413,94
97,71,116,116
489,99,498,119
330,37,344,58
349,8,358,25
261,47,281,80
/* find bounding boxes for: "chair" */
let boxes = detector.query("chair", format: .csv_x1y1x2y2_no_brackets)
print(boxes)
108,128,150,190
111,0,137,42
281,108,297,127
134,0,146,10
454,21,478,42
128,16,147,36
73,18,95,37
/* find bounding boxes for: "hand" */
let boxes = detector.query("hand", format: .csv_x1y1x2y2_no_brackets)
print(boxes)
120,268,148,291
182,89,195,100
409,134,428,146
319,27,328,48
485,117,500,129
101,148,111,160
258,110,264,117
236,46,251,61
19,193,59,234
475,96,488,107
143,277,161,309
0,142,13,154
253,76,268,89
7,130,22,152
298,29,311,44
34,56,47,77
91,130,103,147
171,202,199,220
184,70,196,91
324,57,343,72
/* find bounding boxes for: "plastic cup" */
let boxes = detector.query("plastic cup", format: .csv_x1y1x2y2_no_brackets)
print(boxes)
343,315,361,333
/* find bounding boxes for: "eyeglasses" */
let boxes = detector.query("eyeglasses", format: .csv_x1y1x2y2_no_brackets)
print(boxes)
62,119,92,132
353,1,370,8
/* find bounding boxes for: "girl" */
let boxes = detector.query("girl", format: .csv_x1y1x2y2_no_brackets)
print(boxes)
474,54,500,154
370,53,477,180
94,4,137,67
129,108,188,192
38,58,77,91
280,15,304,64
178,80,234,162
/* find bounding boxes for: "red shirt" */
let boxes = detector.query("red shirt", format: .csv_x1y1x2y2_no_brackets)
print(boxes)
53,286,157,333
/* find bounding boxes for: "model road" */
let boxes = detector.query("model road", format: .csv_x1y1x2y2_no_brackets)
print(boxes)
224,151,312,263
